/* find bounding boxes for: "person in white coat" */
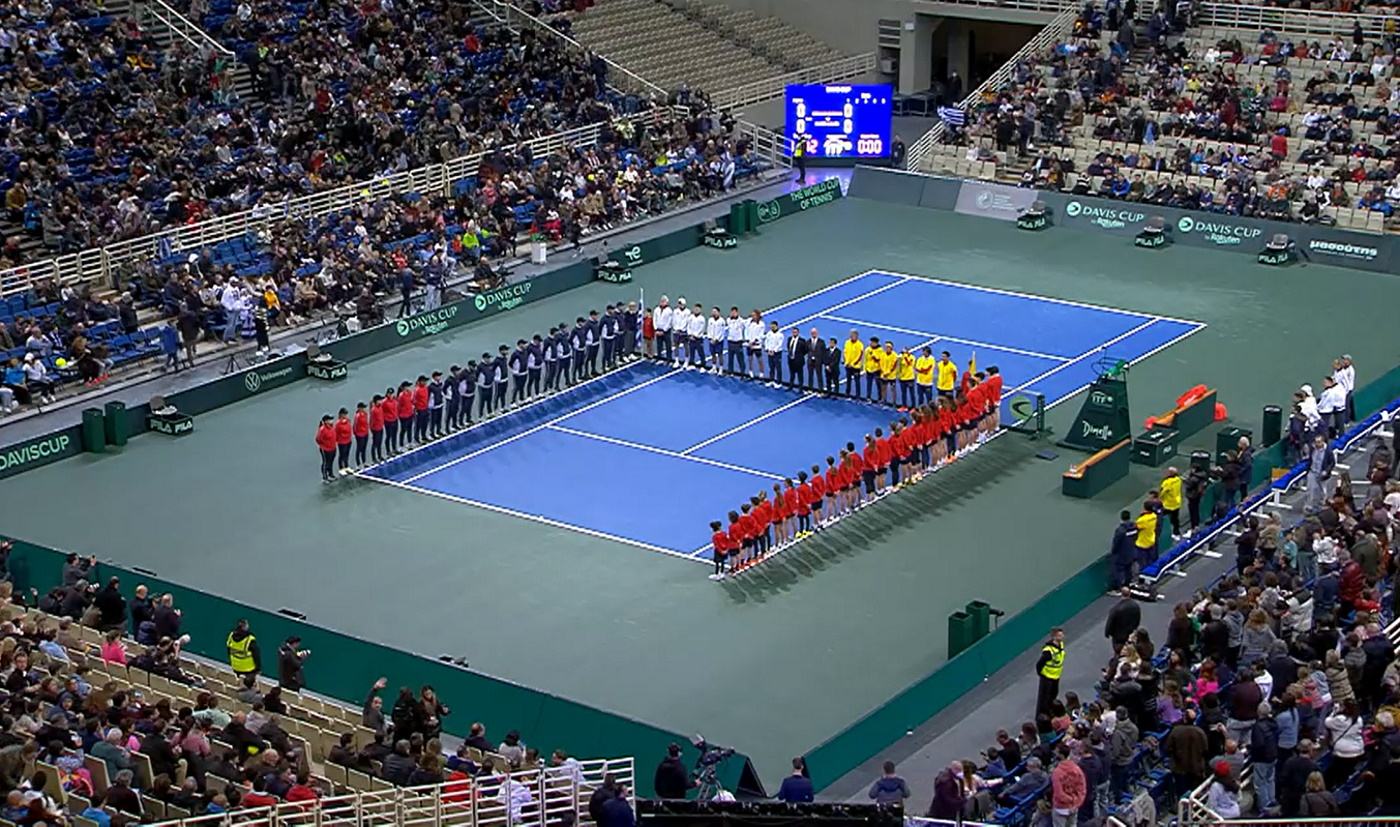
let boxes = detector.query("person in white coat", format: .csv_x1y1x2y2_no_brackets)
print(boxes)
685,305,706,368
221,280,246,344
745,311,766,378
670,297,689,364
652,297,673,361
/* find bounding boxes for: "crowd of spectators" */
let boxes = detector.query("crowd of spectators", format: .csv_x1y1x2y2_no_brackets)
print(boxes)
132,98,756,351
916,372,1400,824
0,546,635,826
940,0,1400,228
0,0,668,269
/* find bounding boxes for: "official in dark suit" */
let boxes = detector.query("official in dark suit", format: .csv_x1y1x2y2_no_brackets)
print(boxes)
823,337,841,393
786,327,809,386
805,330,827,389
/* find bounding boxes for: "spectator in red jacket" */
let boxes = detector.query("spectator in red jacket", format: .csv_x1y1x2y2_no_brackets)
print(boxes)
1050,746,1087,826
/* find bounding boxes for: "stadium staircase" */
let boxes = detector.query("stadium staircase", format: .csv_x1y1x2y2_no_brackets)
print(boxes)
136,0,256,100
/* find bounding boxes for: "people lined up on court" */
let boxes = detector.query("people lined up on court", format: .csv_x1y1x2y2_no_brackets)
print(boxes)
706,368,1003,579
313,303,645,480
645,297,982,410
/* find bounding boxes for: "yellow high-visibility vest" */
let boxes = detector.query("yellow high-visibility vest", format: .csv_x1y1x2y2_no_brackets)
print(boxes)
227,633,256,673
1039,643,1064,680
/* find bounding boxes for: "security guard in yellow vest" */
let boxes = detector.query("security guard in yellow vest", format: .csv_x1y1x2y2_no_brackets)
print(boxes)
793,132,807,184
227,619,262,677
1035,627,1065,717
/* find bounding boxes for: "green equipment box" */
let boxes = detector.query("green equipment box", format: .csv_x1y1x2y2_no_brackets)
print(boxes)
1062,439,1131,499
1132,427,1179,466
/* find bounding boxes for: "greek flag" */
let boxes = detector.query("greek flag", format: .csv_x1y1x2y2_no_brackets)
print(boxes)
937,106,966,128
156,236,173,262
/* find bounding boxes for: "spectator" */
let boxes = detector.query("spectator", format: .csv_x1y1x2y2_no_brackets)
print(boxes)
363,677,389,738
998,756,1048,805
1299,771,1339,816
776,757,814,803
926,761,966,819
1104,587,1140,653
1048,746,1086,827
277,636,308,692
867,760,911,805
1206,761,1241,818
652,743,690,800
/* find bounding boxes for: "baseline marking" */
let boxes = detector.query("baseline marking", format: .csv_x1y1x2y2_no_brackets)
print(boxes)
400,368,683,483
681,394,818,455
361,476,708,564
760,271,900,316
783,278,912,329
547,425,786,479
871,269,1204,327
821,314,1073,362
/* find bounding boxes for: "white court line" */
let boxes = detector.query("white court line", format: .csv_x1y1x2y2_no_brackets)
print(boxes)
361,476,710,564
400,368,682,483
759,270,901,316
681,394,818,455
547,425,786,479
821,314,1072,362
781,278,912,329
867,268,1205,327
1038,322,1208,413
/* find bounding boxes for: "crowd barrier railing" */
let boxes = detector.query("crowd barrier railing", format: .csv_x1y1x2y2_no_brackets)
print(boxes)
1196,1,1395,38
906,6,1079,172
139,757,636,827
712,53,879,110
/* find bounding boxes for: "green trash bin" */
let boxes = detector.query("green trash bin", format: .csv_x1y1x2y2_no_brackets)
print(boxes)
1261,405,1282,448
745,199,761,231
966,600,991,642
81,407,106,454
1216,426,1253,462
104,401,127,447
948,610,972,659
1190,449,1212,473
729,201,749,236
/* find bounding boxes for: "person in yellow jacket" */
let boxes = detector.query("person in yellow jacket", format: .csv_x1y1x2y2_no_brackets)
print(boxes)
1160,467,1183,540
842,330,864,396
1035,627,1065,716
878,342,899,404
862,336,883,400
914,346,936,406
897,348,916,408
227,619,261,678
1134,500,1159,568
936,351,957,398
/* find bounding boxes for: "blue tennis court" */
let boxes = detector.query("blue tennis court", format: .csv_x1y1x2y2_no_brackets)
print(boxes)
361,270,1204,561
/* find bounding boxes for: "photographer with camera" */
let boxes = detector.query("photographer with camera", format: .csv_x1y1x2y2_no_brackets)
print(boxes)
654,743,695,799
278,635,311,692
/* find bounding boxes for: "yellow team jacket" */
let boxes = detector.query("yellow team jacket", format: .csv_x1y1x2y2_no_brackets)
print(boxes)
843,339,865,369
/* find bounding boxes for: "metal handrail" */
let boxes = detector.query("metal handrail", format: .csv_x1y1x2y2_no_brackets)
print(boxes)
1196,1,1394,38
906,6,1079,172
713,53,879,110
138,0,234,56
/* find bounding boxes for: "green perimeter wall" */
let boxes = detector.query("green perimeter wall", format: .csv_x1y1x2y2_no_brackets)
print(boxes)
0,184,849,794
800,360,1400,791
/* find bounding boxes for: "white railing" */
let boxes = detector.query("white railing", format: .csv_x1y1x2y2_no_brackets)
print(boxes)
144,757,637,827
734,119,792,168
912,0,1073,12
907,6,1079,172
138,0,234,56
713,52,879,110
1196,1,1392,38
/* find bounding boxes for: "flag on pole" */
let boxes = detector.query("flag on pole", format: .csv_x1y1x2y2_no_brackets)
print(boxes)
156,236,173,262
969,350,977,376
937,106,966,128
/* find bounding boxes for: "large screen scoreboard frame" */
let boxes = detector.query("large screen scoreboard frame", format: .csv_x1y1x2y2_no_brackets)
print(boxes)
785,83,893,160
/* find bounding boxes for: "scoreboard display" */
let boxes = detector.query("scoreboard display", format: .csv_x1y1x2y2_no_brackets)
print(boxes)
785,84,893,160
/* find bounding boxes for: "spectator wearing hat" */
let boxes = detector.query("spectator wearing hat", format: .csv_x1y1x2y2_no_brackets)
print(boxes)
1207,761,1241,818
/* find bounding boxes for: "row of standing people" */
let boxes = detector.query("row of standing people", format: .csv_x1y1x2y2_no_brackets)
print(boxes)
706,370,1004,579
312,304,644,481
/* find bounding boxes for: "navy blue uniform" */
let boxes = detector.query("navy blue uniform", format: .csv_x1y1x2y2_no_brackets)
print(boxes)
492,356,509,411
509,348,528,404
526,341,543,397
477,364,494,418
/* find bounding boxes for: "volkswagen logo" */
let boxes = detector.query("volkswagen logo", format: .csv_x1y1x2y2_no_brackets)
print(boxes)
1065,201,1083,217
1177,216,1195,233
244,371,262,393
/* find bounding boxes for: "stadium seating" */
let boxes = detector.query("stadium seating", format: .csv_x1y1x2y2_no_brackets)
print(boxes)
0,582,636,826
920,4,1400,233
563,0,845,93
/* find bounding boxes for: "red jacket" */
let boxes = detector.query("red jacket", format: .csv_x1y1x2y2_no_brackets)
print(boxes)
796,482,814,514
335,418,353,445
412,384,429,412
381,399,398,423
396,390,413,419
782,487,800,516
711,531,730,555
315,424,336,452
369,405,384,431
353,411,369,438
